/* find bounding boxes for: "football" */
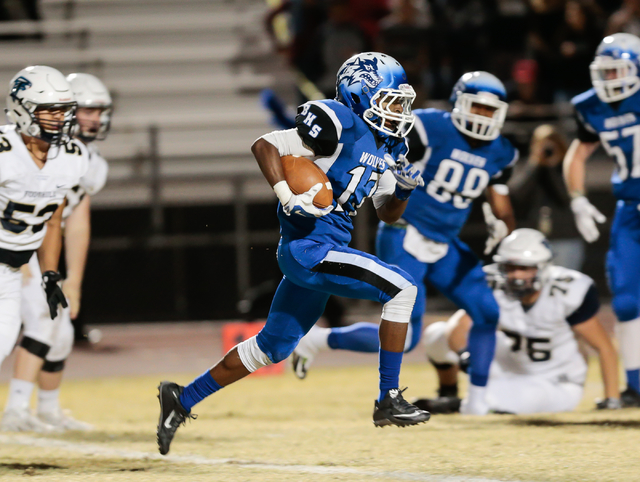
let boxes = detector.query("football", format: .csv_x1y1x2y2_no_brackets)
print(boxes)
281,155,333,208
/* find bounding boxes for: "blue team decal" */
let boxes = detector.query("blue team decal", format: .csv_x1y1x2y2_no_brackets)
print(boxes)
338,57,383,90
10,76,31,100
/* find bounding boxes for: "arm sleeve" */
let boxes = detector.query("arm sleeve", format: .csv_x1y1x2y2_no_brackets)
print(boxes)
566,283,600,326
260,129,315,157
372,170,397,210
294,103,340,157
575,111,600,143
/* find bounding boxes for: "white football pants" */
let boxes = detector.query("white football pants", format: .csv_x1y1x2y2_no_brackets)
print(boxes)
21,254,73,362
0,263,24,365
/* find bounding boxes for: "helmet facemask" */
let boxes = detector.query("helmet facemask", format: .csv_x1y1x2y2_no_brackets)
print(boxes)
451,92,507,141
590,56,640,103
18,100,76,147
497,262,548,300
75,106,112,143
363,84,416,138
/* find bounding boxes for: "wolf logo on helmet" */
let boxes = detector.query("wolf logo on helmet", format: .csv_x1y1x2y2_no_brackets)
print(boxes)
339,56,384,90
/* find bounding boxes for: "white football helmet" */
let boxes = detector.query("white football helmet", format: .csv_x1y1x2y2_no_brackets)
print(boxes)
66,73,112,142
590,33,640,103
6,65,76,145
492,228,553,298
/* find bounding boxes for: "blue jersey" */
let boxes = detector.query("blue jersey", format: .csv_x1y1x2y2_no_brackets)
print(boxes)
401,109,518,243
278,99,407,246
573,88,640,201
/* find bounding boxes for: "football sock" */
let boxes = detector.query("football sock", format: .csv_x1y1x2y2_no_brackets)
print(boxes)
438,383,459,398
179,370,222,412
627,369,640,393
328,322,379,353
37,389,60,414
467,325,496,387
618,318,640,392
302,326,330,353
5,379,35,411
378,348,403,402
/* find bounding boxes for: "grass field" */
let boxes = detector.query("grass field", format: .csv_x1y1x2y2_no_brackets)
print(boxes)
0,359,639,482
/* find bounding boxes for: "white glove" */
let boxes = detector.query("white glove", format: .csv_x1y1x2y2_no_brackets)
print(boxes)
273,181,333,218
460,385,490,415
570,196,606,243
387,155,424,192
482,202,509,255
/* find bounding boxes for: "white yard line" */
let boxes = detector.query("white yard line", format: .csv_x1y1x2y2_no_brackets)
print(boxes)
0,433,522,482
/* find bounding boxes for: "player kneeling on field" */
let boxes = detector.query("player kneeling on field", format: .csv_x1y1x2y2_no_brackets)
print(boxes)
415,228,621,415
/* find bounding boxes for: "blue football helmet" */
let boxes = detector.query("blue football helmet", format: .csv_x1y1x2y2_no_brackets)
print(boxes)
590,33,640,103
335,52,416,138
449,71,508,141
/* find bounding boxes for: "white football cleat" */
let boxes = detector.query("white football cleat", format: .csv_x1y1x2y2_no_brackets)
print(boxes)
38,409,94,432
291,331,320,380
1,406,59,433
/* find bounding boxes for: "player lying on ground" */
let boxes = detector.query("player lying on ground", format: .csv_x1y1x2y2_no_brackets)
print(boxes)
415,228,620,415
292,71,517,414
564,32,640,407
2,74,111,433
0,66,89,432
157,52,431,455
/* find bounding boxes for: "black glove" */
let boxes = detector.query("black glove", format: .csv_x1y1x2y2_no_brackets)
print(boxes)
42,271,68,320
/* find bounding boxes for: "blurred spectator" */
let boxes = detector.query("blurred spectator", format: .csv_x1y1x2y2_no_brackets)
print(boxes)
317,0,368,97
376,0,431,106
606,0,640,36
509,124,585,270
509,58,541,104
555,0,604,100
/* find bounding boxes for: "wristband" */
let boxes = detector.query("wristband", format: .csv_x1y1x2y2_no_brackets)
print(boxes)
394,184,413,201
273,180,293,205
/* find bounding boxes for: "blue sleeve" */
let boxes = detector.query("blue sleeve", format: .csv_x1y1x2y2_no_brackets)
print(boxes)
566,283,600,326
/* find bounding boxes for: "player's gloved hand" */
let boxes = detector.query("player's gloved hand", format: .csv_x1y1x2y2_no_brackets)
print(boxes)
62,280,81,320
273,181,333,218
570,196,606,243
460,385,490,415
387,155,424,200
595,397,622,410
42,271,68,320
482,202,509,255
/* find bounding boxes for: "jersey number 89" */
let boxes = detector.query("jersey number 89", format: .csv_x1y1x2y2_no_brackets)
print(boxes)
426,159,489,209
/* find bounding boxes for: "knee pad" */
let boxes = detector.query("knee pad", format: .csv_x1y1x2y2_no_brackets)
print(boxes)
20,336,50,359
382,285,417,324
237,335,273,372
46,318,74,362
42,359,65,372
423,321,459,366
612,294,640,322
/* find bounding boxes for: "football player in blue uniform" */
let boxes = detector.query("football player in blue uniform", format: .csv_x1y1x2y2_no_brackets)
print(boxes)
156,52,430,455
292,72,518,415
564,32,640,407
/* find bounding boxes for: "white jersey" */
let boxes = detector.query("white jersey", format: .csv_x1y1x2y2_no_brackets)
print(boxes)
492,265,597,386
0,125,89,253
62,142,108,219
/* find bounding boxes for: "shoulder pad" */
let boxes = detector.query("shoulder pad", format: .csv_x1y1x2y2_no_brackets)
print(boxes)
310,100,355,130
571,88,600,110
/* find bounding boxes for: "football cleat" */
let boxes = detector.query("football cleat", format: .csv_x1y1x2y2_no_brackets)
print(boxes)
38,409,94,432
157,381,196,455
1,406,59,433
373,388,431,427
412,396,461,414
291,335,319,380
621,386,640,408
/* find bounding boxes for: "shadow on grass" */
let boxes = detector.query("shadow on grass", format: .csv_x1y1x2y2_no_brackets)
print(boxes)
510,418,640,429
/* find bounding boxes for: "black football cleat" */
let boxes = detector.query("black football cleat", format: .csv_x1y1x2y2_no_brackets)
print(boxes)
412,396,461,414
621,386,640,408
157,381,196,455
373,388,431,427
